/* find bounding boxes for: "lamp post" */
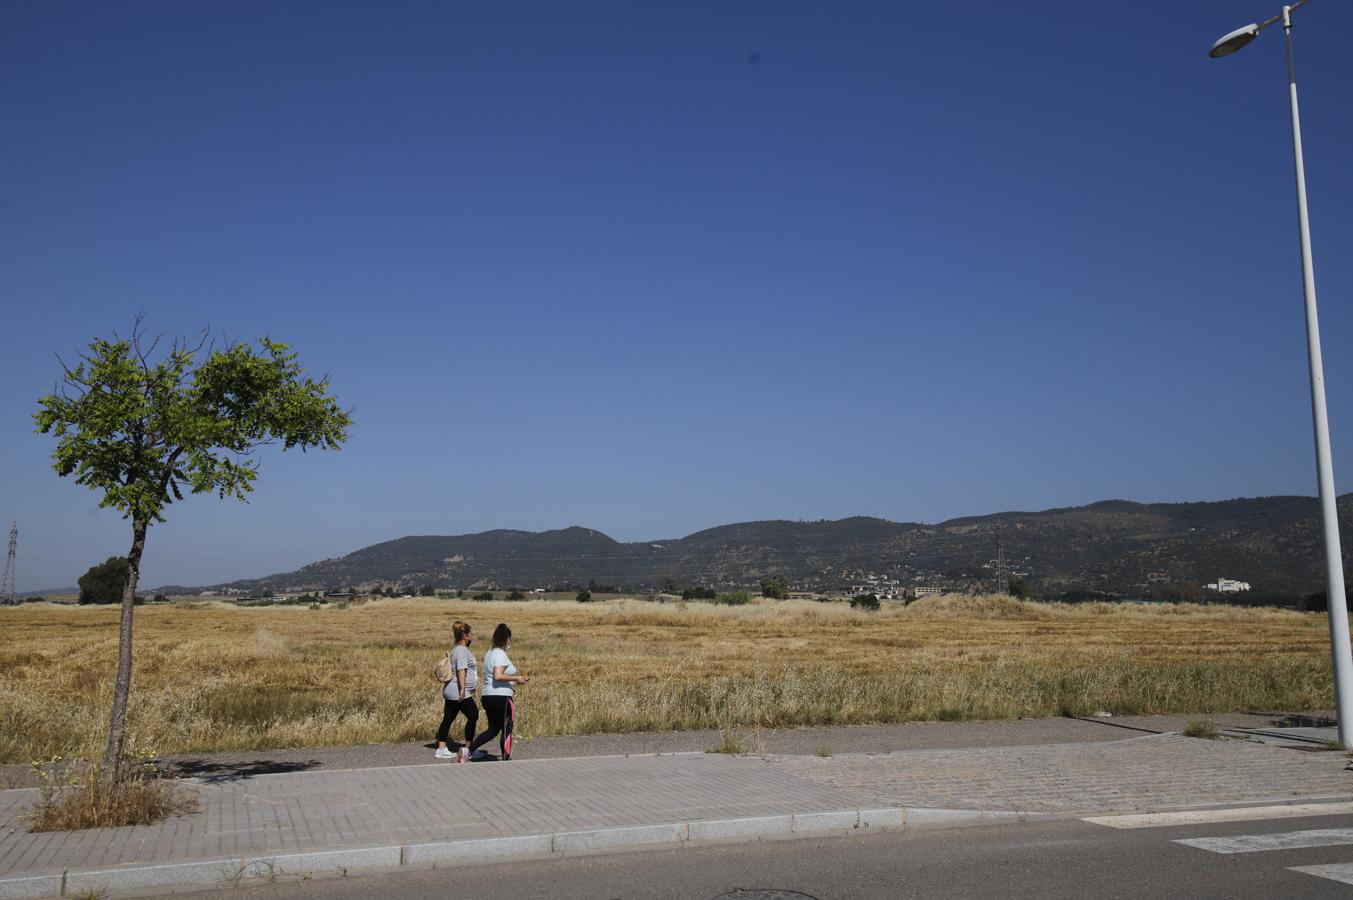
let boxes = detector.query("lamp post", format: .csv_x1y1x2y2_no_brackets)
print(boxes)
1210,0,1353,745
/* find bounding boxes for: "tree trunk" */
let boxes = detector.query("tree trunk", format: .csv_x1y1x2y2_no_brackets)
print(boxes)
102,518,147,782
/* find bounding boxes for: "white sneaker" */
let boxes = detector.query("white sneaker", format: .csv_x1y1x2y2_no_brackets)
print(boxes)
457,747,469,764
434,747,454,760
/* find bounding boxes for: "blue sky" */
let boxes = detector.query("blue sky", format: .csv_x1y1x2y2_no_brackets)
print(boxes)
3,1,1352,591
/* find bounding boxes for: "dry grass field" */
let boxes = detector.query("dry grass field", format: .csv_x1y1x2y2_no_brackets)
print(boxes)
0,595,1335,764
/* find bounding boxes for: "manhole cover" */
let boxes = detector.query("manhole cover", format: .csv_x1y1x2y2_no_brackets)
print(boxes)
711,892,821,900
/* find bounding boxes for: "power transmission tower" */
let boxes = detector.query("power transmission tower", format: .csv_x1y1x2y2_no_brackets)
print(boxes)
2,522,15,605
993,523,1008,596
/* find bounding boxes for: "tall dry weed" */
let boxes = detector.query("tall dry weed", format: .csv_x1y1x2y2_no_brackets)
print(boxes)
0,596,1335,762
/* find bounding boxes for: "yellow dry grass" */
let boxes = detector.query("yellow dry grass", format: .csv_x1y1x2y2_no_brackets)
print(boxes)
0,595,1336,763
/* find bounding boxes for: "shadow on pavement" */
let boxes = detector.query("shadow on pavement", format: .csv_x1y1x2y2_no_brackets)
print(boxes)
1267,713,1336,728
166,758,322,783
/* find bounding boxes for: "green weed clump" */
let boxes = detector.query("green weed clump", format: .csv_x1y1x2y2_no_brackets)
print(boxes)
1183,719,1219,740
705,729,745,755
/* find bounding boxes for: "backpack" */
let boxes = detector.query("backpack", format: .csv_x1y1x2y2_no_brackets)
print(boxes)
433,649,456,684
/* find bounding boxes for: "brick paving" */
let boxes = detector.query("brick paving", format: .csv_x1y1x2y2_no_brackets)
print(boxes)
1,733,1350,887
0,753,858,879
766,733,1353,813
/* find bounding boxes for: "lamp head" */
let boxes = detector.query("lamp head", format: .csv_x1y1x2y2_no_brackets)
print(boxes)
1210,23,1260,57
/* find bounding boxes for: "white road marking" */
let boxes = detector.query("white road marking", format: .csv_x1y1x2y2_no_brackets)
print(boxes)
1176,828,1353,854
1290,863,1353,886
1083,802,1353,829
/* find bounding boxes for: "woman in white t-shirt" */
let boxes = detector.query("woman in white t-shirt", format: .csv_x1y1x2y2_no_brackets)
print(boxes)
467,623,528,760
434,620,479,763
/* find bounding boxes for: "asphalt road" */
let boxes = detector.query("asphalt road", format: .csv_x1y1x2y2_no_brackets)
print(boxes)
175,808,1353,900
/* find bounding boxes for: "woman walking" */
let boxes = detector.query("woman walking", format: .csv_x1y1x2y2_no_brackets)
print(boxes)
468,623,528,761
434,620,479,762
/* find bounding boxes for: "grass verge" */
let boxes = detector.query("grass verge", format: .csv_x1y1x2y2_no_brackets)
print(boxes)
0,595,1339,762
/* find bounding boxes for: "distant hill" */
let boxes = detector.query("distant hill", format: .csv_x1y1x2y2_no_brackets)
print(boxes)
171,495,1353,600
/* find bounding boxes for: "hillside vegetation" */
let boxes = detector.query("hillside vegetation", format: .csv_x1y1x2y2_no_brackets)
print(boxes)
179,495,1353,598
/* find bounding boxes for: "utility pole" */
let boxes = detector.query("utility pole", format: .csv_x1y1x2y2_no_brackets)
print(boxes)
2,522,16,605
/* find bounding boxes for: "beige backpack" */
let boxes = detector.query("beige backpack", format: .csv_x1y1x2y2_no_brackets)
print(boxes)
433,649,455,684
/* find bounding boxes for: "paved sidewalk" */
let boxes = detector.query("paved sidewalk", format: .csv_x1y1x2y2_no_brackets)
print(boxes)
767,733,1352,813
1,733,1350,898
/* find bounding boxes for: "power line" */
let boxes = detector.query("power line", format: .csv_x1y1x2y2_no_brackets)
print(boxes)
3,523,17,604
993,523,1008,595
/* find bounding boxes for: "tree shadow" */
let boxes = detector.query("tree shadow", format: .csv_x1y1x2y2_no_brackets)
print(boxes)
165,758,322,784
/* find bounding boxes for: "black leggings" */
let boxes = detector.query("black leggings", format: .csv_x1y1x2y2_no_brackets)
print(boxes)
436,696,479,746
469,695,515,759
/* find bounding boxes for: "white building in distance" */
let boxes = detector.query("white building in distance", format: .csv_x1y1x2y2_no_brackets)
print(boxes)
1206,577,1251,593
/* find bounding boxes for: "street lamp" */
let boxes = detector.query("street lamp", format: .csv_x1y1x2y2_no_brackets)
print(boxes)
1209,0,1353,745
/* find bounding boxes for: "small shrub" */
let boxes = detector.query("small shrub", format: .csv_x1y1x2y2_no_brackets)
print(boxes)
814,743,832,758
760,575,789,600
506,589,526,601
308,602,321,610
1183,719,1219,740
682,587,717,600
714,591,751,606
850,593,880,612
472,592,494,602
28,754,196,832
576,590,592,603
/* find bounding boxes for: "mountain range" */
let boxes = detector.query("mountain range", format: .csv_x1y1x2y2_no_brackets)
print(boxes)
168,494,1353,600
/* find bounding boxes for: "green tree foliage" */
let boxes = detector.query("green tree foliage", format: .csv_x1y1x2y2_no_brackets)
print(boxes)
34,321,349,780
79,557,130,605
682,586,717,600
850,593,880,611
472,591,495,601
576,589,592,603
661,577,680,594
760,574,789,600
714,591,751,605
506,588,526,601
1008,577,1030,599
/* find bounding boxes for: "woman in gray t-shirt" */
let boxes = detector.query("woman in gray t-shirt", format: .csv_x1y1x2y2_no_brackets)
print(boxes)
435,621,480,762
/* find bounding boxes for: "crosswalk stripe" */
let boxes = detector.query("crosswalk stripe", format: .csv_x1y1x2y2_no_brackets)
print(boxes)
1289,863,1353,886
1176,828,1353,854
1083,801,1353,829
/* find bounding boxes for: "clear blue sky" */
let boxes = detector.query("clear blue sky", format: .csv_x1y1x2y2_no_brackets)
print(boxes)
3,1,1352,591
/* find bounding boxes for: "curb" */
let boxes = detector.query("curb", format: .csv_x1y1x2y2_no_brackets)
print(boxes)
8,793,1351,898
0,805,1021,899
